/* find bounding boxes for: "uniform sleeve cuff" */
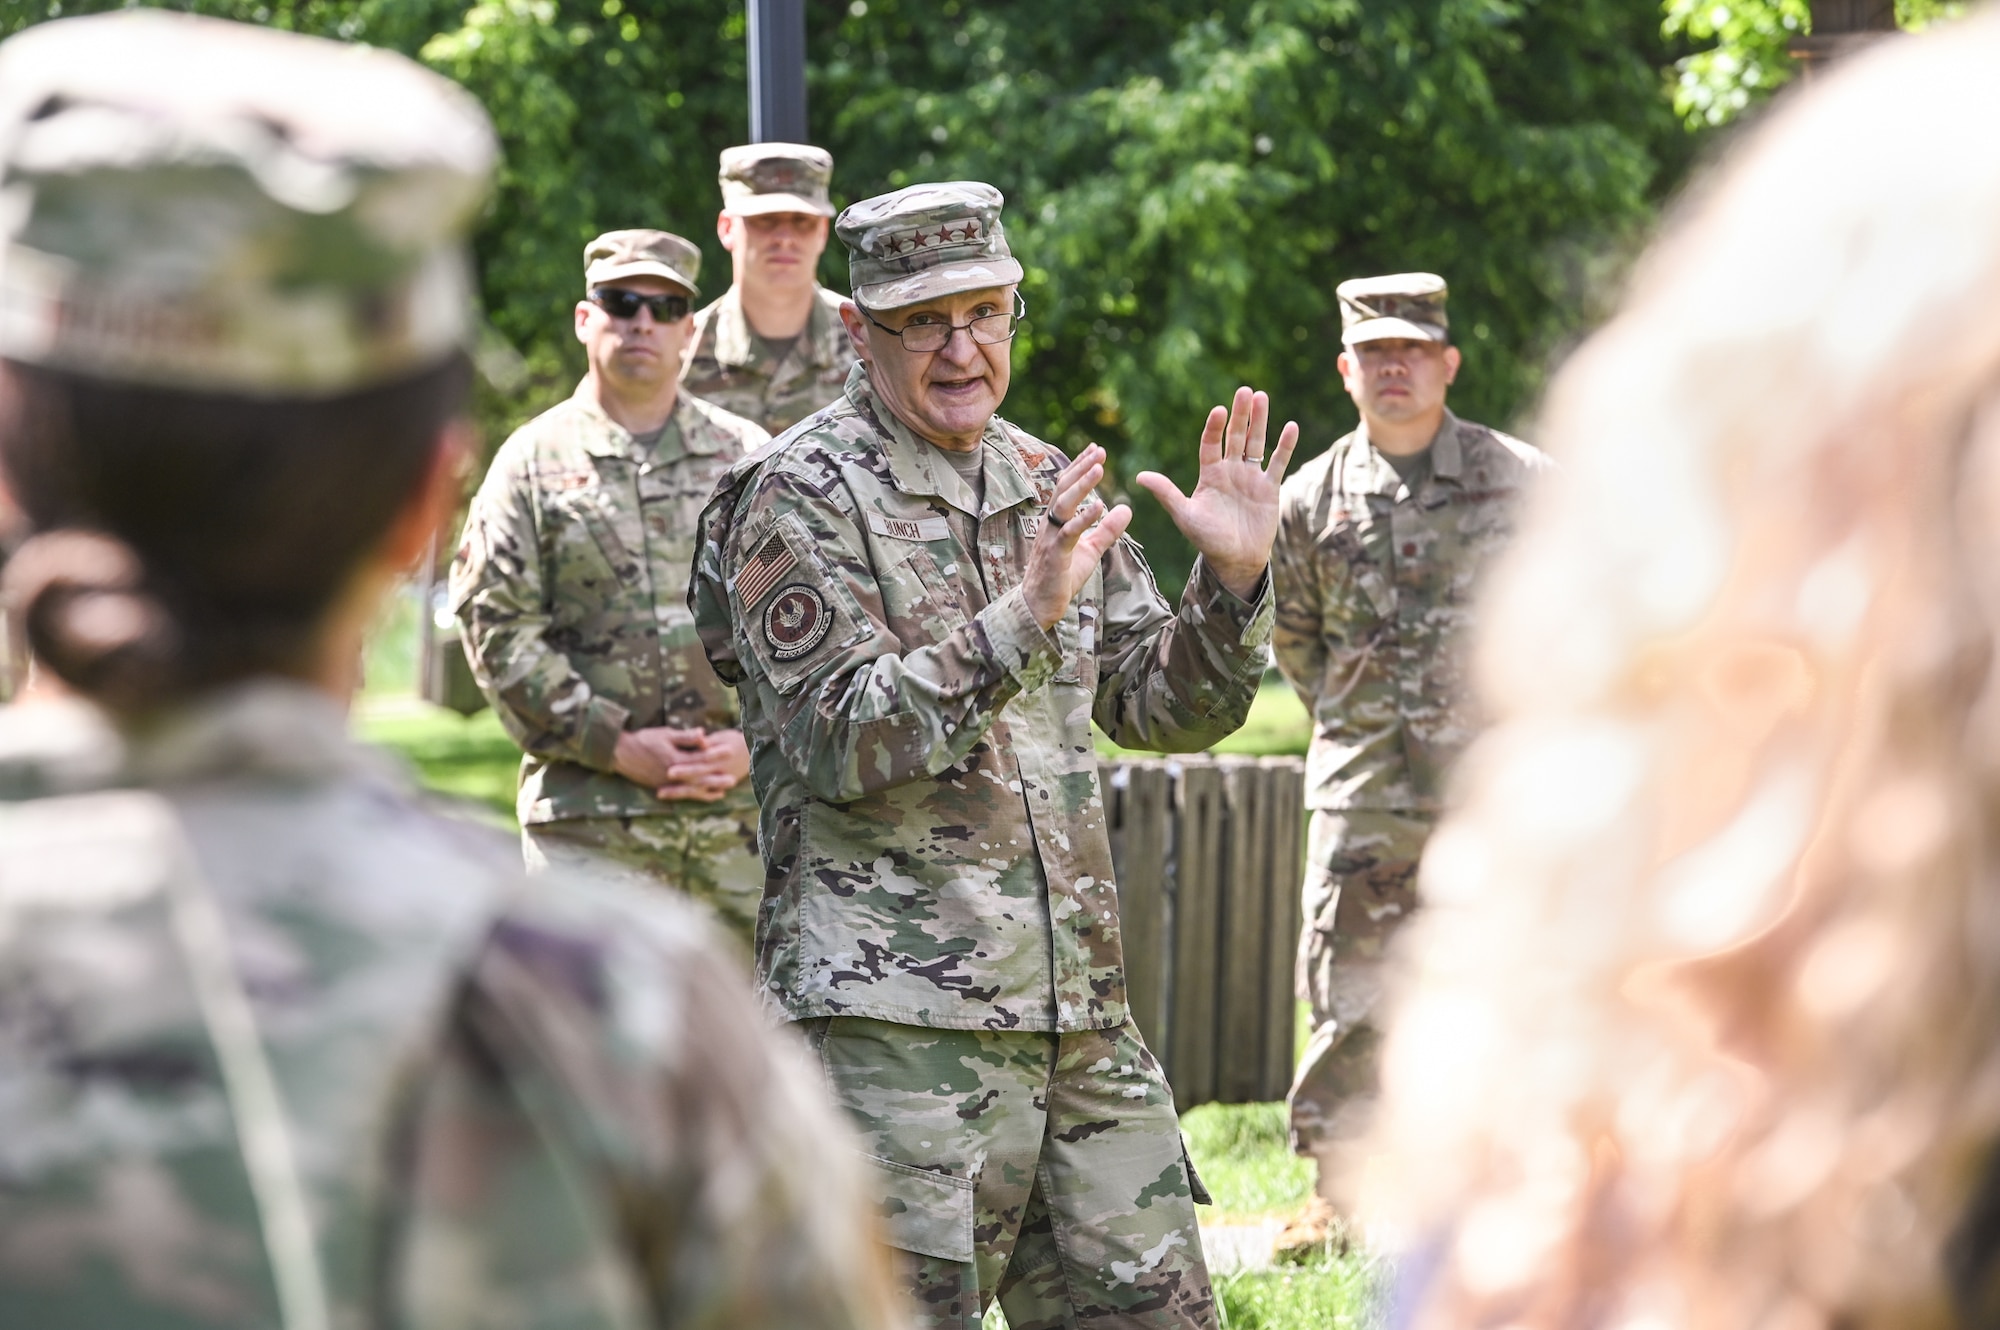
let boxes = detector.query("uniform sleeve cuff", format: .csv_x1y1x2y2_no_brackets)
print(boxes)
578,696,633,772
980,586,1062,691
1189,556,1275,650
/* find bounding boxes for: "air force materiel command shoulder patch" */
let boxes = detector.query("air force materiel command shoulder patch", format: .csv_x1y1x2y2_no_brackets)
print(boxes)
764,584,832,660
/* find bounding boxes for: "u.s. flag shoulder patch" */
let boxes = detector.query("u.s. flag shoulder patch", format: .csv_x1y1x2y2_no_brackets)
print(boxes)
733,531,797,609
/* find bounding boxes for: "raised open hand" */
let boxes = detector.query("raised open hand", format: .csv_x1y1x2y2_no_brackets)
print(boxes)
1022,443,1133,631
1134,387,1299,600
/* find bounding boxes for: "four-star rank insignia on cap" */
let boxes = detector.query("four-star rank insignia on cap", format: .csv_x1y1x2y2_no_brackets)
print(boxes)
763,585,831,661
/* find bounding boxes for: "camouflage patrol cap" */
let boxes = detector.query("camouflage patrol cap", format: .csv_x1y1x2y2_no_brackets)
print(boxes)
719,143,835,218
584,230,701,298
0,10,494,397
836,181,1023,311
1338,273,1450,345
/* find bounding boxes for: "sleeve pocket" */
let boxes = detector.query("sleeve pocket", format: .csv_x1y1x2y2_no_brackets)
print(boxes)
734,511,874,696
862,1153,976,1264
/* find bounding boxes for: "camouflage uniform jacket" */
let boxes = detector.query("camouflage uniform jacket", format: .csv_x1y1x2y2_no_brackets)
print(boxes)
452,386,770,825
1271,411,1546,811
0,683,900,1330
691,363,1273,1033
681,284,857,436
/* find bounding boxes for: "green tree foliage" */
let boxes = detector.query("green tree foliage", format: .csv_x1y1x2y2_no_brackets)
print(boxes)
1,0,757,443
819,0,1691,573
1664,0,1968,129
3,0,1691,585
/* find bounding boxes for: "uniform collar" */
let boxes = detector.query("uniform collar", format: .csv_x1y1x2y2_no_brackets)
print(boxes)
0,680,394,802
1350,409,1465,496
570,386,728,463
843,362,1037,517
1433,410,1466,479
710,284,844,371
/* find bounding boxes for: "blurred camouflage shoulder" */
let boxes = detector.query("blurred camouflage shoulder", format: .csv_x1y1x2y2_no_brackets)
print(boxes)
0,689,895,1330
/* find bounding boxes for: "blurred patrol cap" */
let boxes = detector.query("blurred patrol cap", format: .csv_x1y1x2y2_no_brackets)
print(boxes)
583,229,701,298
1338,273,1450,345
0,9,495,397
719,143,835,218
836,181,1023,311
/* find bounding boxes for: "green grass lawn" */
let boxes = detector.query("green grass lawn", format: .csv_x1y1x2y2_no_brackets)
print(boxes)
1183,1102,1376,1328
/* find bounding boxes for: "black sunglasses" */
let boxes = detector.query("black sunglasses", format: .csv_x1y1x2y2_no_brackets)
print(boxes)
590,287,691,322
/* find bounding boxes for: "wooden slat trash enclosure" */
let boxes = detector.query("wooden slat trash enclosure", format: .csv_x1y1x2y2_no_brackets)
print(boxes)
1101,755,1306,1110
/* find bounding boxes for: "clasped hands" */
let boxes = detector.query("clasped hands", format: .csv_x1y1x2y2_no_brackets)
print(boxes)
614,726,750,802
1022,386,1300,631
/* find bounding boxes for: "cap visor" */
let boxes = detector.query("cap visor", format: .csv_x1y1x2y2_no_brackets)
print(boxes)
854,257,1025,311
726,192,835,218
585,261,699,298
1343,316,1446,345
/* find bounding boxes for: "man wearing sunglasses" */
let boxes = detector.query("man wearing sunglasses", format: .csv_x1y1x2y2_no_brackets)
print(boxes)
453,229,772,952
682,143,858,437
692,181,1298,1329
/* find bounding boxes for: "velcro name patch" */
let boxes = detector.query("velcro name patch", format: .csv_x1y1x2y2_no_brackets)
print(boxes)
538,469,596,491
866,510,952,543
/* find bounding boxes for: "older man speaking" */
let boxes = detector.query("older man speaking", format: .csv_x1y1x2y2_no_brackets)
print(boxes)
693,182,1296,1330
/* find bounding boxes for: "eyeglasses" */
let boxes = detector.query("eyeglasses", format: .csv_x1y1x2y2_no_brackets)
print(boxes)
589,287,691,322
863,291,1025,353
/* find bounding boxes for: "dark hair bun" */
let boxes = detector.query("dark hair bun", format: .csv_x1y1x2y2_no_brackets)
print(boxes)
2,530,181,710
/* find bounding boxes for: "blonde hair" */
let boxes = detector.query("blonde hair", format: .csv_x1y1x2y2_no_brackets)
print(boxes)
1367,13,2000,1327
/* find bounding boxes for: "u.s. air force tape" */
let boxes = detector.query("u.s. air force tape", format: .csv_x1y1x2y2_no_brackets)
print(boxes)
763,584,832,661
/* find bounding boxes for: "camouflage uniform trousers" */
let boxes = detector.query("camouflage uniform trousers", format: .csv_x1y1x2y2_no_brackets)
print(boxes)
803,1015,1218,1330
521,793,763,952
1288,809,1434,1168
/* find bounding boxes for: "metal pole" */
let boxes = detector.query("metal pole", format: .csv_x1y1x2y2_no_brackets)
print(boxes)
747,0,807,143
1791,0,1898,76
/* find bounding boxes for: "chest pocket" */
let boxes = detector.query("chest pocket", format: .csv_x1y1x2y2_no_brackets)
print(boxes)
540,472,647,616
1320,510,1398,622
865,509,971,638
640,458,728,609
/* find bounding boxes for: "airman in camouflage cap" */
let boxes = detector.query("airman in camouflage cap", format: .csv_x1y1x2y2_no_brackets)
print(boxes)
683,144,855,435
1336,271,1450,345
0,12,898,1330
693,175,1303,1327
0,8,492,395
837,179,1024,310
585,227,703,296
1269,269,1545,1253
719,142,836,217
455,213,771,947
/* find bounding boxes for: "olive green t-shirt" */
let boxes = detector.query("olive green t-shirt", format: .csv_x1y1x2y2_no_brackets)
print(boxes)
939,440,985,507
1382,444,1432,490
751,329,801,370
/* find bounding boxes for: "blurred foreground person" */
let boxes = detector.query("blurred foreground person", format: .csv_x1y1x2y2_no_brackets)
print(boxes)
0,13,896,1329
681,143,857,435
693,181,1297,1329
1365,13,2000,1329
1269,274,1544,1251
453,231,770,950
